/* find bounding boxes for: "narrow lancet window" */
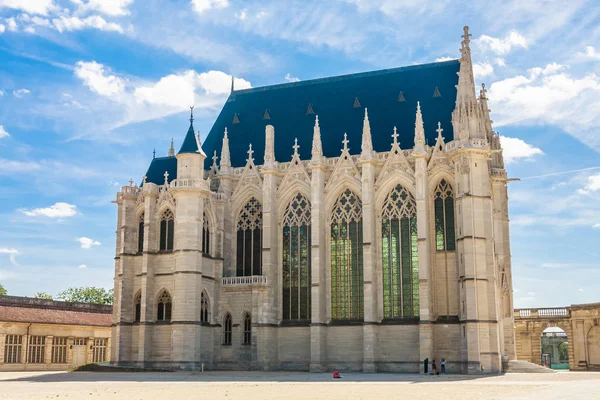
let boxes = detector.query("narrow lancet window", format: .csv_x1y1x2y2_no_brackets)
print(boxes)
159,209,174,251
330,189,363,320
138,212,145,253
282,193,311,321
156,290,172,322
201,291,209,323
243,313,252,344
381,184,419,319
434,179,456,251
202,211,211,256
134,291,141,322
236,198,262,276
223,313,232,345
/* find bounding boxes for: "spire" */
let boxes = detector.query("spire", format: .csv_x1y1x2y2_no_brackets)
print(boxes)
178,106,201,155
168,138,174,156
414,101,426,152
153,148,156,159
220,128,231,169
361,107,373,158
436,122,444,141
231,76,234,93
264,124,275,166
456,26,476,106
311,115,323,161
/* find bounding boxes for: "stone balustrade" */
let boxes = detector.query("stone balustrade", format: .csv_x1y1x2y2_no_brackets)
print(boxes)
515,307,570,319
221,276,268,286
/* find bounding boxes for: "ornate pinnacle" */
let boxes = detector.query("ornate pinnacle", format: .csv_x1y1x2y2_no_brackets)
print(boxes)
311,115,322,160
168,138,175,157
414,101,425,147
436,122,444,139
392,126,399,145
189,105,194,124
212,150,218,168
341,132,349,153
247,143,254,164
163,171,169,186
220,128,231,168
264,124,275,164
361,107,373,156
480,83,487,100
292,138,300,158
129,178,134,187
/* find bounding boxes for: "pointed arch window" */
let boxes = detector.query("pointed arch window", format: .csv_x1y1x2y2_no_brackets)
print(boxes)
243,313,252,345
330,189,363,320
381,184,419,319
134,291,141,322
282,193,311,321
434,179,456,251
236,198,262,276
138,212,145,254
156,290,172,322
223,313,232,345
202,211,211,256
159,209,174,251
201,291,210,324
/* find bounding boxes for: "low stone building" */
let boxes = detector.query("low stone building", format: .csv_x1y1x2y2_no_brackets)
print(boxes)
0,296,112,371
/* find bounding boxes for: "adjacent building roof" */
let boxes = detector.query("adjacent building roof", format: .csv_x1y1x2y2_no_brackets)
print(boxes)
0,296,112,327
143,156,177,186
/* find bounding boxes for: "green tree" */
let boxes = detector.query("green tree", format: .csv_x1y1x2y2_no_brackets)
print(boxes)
0,283,7,296
58,287,114,305
34,291,53,300
559,342,569,363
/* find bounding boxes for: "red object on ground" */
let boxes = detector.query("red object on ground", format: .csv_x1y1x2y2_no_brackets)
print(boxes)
333,370,341,379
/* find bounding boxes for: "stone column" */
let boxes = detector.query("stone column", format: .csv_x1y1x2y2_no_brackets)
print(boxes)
360,159,377,372
414,153,433,372
0,333,5,364
45,336,53,365
310,162,327,372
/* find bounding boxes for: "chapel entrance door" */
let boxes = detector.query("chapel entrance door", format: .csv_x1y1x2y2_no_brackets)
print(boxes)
72,338,88,366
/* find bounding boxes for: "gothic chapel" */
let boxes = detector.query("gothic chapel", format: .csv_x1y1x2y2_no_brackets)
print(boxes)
112,27,516,374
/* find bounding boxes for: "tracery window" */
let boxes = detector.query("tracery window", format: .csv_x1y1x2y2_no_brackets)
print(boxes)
200,291,209,323
381,184,419,319
138,212,145,253
243,313,252,345
282,193,311,321
434,179,456,251
134,291,141,322
330,189,363,320
202,211,211,256
156,290,172,322
159,209,174,251
223,313,232,345
236,198,262,276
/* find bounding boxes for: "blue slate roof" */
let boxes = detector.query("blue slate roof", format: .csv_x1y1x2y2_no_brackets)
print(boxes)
201,60,460,169
143,156,177,186
178,122,200,154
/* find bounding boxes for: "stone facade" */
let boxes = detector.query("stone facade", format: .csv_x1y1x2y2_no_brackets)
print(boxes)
111,26,515,374
0,296,112,371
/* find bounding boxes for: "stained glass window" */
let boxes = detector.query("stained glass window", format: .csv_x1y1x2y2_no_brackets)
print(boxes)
157,290,172,321
282,193,311,321
201,291,209,323
134,291,141,322
138,212,144,253
159,209,174,251
434,179,456,251
381,184,419,319
202,211,211,256
330,189,363,320
223,313,232,345
236,198,262,276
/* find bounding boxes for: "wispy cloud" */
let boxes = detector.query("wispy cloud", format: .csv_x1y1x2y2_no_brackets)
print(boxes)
577,173,600,195
20,202,79,218
0,0,57,15
13,88,31,98
474,31,528,55
0,125,9,139
284,73,300,83
78,264,87,269
191,0,229,14
0,248,19,266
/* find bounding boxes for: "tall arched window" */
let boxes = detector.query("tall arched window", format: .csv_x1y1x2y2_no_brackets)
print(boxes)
200,291,209,324
243,313,252,345
156,290,172,322
159,209,174,251
223,313,232,345
381,184,419,319
138,212,145,253
330,189,363,320
282,193,311,321
236,198,262,276
434,179,456,251
134,291,141,322
202,211,211,256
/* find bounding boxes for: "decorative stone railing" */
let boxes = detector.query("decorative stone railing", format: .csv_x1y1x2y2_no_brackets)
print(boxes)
211,192,227,201
515,307,570,319
491,168,507,179
221,276,268,286
170,178,209,190
470,138,488,148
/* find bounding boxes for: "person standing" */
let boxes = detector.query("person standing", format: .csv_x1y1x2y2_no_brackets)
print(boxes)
424,358,429,374
441,358,446,374
431,359,437,375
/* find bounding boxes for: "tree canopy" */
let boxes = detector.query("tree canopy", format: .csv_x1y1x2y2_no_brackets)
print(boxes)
34,291,53,300
0,283,7,296
58,287,114,305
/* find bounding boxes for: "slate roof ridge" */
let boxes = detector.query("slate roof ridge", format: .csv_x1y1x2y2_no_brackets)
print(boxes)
232,60,460,95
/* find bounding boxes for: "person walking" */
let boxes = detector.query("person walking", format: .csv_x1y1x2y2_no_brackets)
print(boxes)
441,358,446,374
431,359,437,375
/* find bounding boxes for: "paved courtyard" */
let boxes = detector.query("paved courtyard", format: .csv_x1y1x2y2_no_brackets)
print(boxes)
1,371,599,400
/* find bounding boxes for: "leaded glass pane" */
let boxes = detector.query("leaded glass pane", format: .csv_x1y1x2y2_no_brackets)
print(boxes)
445,196,456,251
236,198,262,276
433,179,455,251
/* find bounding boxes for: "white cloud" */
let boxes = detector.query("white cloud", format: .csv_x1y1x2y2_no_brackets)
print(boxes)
593,223,600,229
76,237,101,249
0,248,19,266
52,15,123,33
5,17,17,31
495,58,506,67
541,263,569,269
0,24,5,33
488,63,600,150
0,0,56,15
475,31,528,55
71,0,134,16
577,288,584,292
0,125,9,139
21,202,79,218
191,0,229,14
499,136,543,164
0,90,3,96
579,46,600,61
23,26,35,34
78,264,87,269
13,88,31,98
75,61,125,96
473,62,493,79
435,56,454,62
577,173,600,195
284,73,300,83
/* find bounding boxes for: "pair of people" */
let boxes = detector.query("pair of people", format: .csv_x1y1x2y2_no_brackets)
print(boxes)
424,358,447,374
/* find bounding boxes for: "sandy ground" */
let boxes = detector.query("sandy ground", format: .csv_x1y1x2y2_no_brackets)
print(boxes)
1,371,599,400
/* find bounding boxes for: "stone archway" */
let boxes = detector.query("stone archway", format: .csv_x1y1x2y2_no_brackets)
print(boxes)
588,326,600,369
540,327,569,369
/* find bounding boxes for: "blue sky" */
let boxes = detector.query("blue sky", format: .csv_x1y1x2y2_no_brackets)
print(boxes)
0,0,598,308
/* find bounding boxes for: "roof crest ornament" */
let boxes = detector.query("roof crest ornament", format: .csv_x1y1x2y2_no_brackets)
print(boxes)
220,127,231,169
292,138,300,158
247,143,255,165
153,148,156,159
163,171,169,186
212,150,218,169
311,115,323,162
189,105,194,124
342,132,350,153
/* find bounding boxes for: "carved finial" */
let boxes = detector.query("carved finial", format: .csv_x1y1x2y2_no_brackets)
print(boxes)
264,124,275,165
220,127,231,169
189,106,194,124
311,115,322,160
361,107,373,157
480,82,487,99
461,26,472,49
436,122,444,139
247,143,254,164
212,150,218,168
342,132,349,153
129,178,134,187
414,101,425,148
142,175,147,185
168,138,175,157
292,137,300,158
153,148,156,159
392,126,399,145
163,171,169,185
455,26,476,107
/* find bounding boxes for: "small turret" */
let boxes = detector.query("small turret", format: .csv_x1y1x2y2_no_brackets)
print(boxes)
175,106,205,180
